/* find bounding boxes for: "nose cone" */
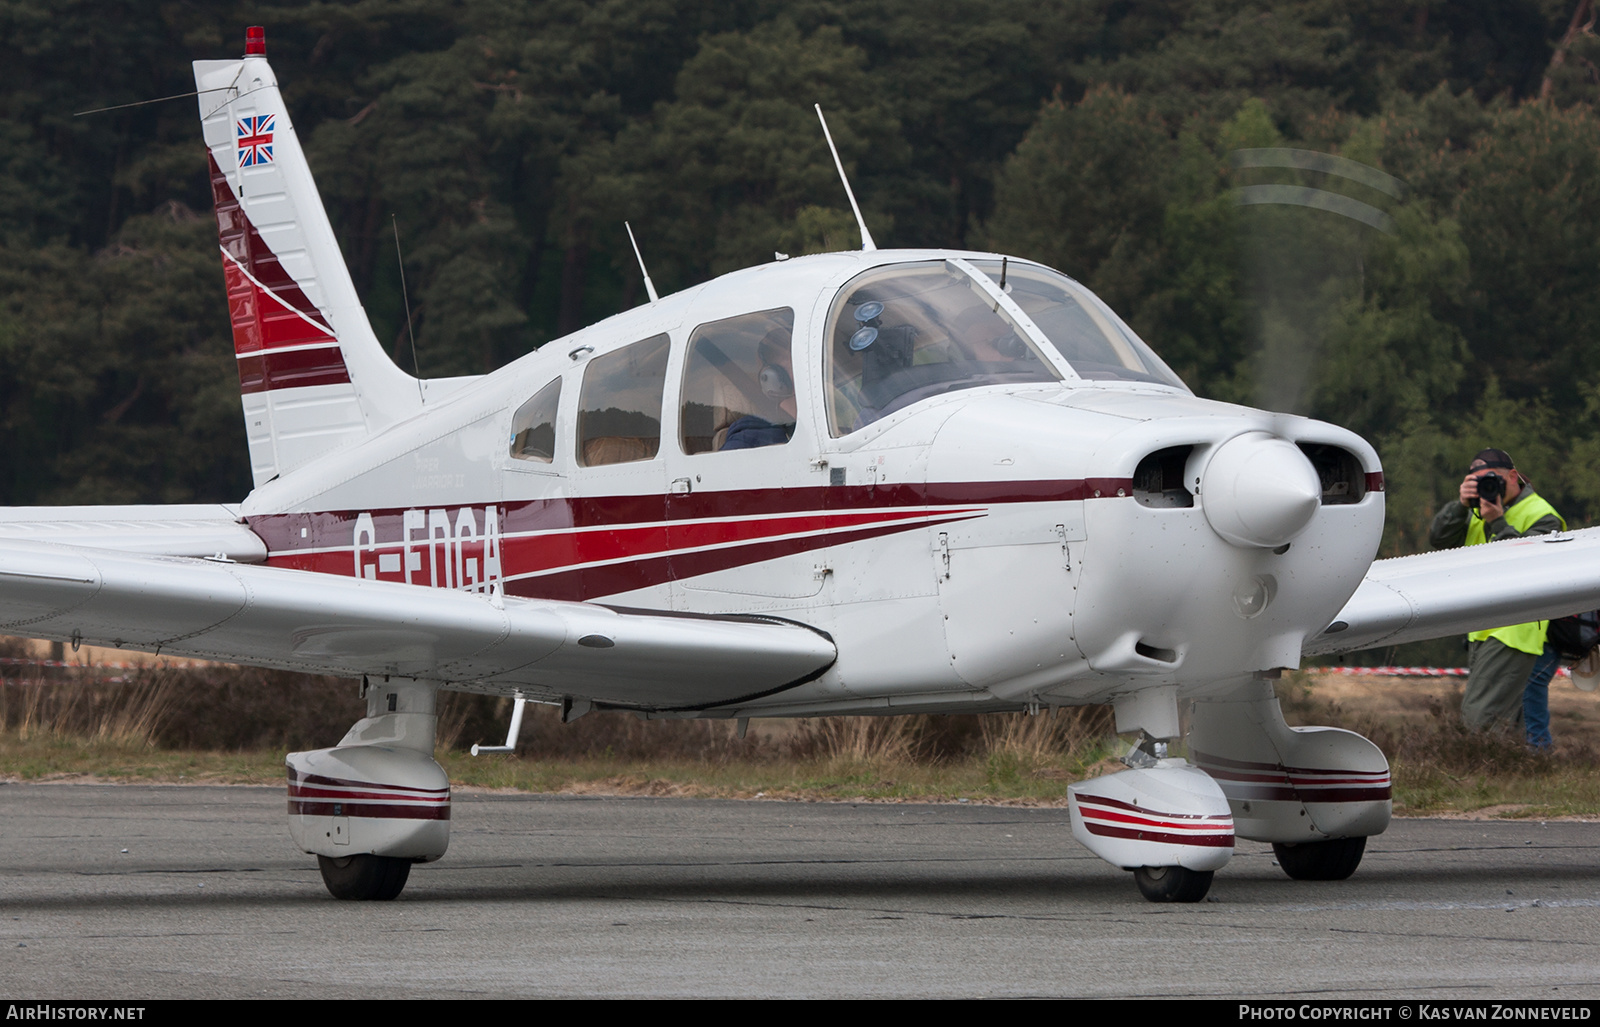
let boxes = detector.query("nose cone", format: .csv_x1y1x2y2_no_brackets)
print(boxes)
1202,432,1322,548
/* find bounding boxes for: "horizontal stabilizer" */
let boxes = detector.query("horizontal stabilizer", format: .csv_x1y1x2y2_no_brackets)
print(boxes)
0,538,835,710
1305,528,1600,656
0,505,265,561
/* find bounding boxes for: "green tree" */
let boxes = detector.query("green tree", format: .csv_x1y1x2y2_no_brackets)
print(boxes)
606,19,905,287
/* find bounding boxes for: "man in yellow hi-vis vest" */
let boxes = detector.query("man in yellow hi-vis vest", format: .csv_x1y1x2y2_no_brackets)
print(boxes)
1430,449,1566,735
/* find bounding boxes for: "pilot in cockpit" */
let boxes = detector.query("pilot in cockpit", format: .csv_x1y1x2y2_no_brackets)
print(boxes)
719,328,797,450
950,303,1028,364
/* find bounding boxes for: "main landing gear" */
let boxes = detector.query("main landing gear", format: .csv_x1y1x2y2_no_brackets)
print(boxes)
287,681,450,901
1272,837,1367,881
318,854,413,901
1189,678,1390,890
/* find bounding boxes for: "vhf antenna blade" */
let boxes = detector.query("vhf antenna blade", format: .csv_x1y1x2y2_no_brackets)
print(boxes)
625,221,659,303
814,104,876,252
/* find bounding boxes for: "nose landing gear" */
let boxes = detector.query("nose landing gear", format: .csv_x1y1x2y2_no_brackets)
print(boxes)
1068,745,1235,904
1133,865,1215,903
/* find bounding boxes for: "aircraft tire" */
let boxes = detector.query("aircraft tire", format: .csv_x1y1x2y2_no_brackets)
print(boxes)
317,854,412,900
1133,865,1213,903
1271,837,1366,881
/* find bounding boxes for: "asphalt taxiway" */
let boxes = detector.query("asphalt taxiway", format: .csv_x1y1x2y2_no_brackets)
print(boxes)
1,784,1597,998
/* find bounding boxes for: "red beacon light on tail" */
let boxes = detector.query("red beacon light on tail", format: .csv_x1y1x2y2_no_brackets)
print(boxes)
245,26,266,56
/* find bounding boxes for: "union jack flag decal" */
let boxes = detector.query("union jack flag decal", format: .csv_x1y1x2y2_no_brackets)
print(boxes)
236,114,275,167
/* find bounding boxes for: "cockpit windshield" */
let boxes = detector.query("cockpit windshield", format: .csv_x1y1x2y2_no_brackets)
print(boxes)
969,260,1186,389
824,261,1062,435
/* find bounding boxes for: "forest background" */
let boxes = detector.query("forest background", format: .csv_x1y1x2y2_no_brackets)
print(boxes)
4,0,1600,667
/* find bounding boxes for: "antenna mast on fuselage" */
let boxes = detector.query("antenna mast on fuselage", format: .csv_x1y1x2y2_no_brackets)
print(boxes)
625,221,660,304
814,104,877,253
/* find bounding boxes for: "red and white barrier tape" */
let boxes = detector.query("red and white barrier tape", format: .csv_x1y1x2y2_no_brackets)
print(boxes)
0,656,1572,679
1314,666,1572,677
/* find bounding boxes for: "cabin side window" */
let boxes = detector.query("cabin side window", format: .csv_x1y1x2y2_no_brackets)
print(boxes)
576,333,670,467
508,378,561,463
680,308,796,455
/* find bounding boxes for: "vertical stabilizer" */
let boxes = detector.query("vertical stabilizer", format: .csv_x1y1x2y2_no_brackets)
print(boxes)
195,29,421,487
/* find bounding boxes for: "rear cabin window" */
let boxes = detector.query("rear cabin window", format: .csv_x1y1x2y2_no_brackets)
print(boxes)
576,334,670,467
680,308,796,455
509,378,561,463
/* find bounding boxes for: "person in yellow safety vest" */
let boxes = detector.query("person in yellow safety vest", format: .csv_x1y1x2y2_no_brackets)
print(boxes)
1429,448,1566,738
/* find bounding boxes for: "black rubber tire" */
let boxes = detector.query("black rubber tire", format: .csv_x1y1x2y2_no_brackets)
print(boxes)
317,854,412,900
1272,837,1367,881
1133,865,1213,903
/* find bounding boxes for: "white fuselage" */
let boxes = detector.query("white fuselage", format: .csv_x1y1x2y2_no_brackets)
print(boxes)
235,249,1386,718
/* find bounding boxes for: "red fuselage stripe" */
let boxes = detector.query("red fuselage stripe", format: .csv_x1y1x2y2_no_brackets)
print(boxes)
248,479,1132,551
249,480,1128,602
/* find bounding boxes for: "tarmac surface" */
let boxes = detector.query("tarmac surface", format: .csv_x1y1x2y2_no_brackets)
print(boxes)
1,783,1598,999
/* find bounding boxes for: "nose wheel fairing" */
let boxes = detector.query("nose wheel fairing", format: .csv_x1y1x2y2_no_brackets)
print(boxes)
1068,760,1234,902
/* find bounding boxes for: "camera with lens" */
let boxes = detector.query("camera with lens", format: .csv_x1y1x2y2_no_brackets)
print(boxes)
1470,472,1506,511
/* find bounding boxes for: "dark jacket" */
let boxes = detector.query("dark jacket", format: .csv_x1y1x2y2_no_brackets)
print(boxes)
1429,490,1564,549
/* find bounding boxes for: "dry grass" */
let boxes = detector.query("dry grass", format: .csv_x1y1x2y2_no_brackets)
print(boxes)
6,642,1598,816
0,648,1121,800
1280,672,1600,818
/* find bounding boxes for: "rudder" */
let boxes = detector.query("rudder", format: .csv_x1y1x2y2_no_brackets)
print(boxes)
195,28,421,487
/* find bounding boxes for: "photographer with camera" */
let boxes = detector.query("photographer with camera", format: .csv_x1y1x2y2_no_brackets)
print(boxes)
1430,449,1566,740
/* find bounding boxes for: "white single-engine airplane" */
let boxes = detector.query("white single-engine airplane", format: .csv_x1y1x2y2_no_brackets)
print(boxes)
5,29,1599,903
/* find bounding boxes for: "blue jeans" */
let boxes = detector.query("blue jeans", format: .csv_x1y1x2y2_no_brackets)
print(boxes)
1523,642,1560,750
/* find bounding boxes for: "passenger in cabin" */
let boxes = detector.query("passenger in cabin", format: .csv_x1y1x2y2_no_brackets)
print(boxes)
720,329,797,450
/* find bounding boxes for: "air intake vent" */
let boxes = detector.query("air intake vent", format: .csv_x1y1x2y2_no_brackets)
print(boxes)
1133,446,1194,508
1297,443,1366,505
1135,641,1179,663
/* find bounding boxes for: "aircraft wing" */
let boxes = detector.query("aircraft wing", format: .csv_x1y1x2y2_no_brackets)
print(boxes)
0,538,835,711
1304,527,1600,657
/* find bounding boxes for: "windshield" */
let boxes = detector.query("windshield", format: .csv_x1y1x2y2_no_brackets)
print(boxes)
824,261,1062,435
970,260,1186,389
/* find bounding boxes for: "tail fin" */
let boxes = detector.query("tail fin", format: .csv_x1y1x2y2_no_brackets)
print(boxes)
195,29,421,487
